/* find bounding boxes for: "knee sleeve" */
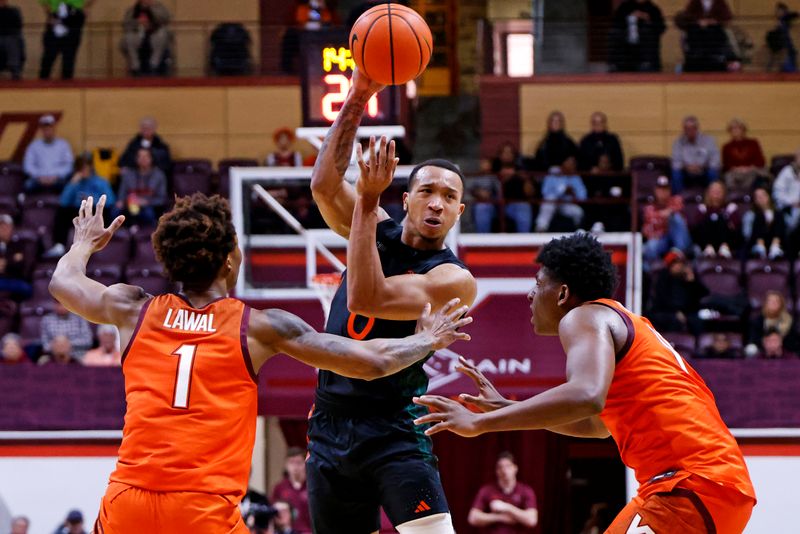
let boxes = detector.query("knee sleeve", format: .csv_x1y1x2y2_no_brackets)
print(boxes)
396,513,455,534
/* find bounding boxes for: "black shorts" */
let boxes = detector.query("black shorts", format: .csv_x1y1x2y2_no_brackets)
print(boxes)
306,404,449,534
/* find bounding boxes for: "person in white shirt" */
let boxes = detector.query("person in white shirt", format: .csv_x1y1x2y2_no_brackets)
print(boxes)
22,114,74,192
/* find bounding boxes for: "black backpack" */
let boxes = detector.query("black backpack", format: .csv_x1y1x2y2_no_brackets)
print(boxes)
210,23,253,76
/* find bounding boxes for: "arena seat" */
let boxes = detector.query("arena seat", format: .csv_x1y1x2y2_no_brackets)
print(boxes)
0,162,24,198
125,266,171,295
20,196,59,232
697,332,743,352
697,265,742,297
132,232,158,264
747,264,791,309
0,299,17,338
18,302,55,346
663,331,696,359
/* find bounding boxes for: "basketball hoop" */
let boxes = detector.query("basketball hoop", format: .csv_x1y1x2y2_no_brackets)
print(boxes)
311,273,343,326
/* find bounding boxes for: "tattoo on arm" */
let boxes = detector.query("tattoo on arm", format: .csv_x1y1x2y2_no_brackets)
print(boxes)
265,309,315,340
317,94,370,176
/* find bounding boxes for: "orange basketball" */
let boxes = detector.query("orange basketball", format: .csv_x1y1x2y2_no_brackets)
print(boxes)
349,3,433,86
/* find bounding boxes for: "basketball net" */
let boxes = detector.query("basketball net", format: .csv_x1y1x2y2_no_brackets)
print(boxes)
311,273,343,326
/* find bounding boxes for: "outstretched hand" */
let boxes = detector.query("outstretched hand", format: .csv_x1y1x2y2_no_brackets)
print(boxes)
456,356,512,412
416,297,473,351
413,394,483,437
72,195,125,254
356,135,399,202
351,67,385,98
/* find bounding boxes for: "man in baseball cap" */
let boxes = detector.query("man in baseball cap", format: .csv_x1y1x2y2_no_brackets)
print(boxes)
22,114,74,193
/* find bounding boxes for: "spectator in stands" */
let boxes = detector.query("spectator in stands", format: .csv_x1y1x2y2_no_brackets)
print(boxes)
1,333,29,366
116,147,168,227
10,515,30,534
746,291,796,354
671,116,721,192
39,335,81,366
642,176,693,264
535,156,587,232
648,249,707,335
267,127,303,167
0,0,23,80
83,325,121,366
610,0,666,72
768,2,798,72
295,0,334,30
758,328,798,359
52,509,86,534
119,117,172,175
469,170,502,233
0,214,33,299
23,114,74,193
121,0,172,77
532,111,578,172
47,152,116,257
691,181,739,258
742,185,786,259
271,447,310,533
41,301,93,357
699,332,741,359
578,112,624,172
273,501,298,534
678,0,737,72
468,451,538,532
722,118,768,194
773,147,800,216
488,142,533,233
39,0,94,80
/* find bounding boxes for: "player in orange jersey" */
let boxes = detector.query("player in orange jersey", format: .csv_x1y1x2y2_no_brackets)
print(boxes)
413,233,756,534
48,193,472,534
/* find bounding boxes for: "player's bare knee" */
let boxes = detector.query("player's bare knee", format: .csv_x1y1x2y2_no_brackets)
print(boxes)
396,513,455,534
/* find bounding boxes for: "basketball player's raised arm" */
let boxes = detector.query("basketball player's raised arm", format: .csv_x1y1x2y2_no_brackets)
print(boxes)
247,298,471,380
49,195,147,327
347,137,477,320
310,68,389,238
413,306,615,436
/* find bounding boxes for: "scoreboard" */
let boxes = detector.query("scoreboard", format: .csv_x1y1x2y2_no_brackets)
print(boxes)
300,29,400,126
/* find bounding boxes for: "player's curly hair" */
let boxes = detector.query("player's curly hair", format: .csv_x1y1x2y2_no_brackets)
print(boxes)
536,233,617,302
152,193,237,291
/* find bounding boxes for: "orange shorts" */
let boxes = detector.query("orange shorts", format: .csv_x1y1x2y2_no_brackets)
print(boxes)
606,474,755,534
94,481,249,534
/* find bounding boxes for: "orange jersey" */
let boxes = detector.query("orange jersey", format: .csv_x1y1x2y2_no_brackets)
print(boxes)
592,299,755,501
111,294,258,499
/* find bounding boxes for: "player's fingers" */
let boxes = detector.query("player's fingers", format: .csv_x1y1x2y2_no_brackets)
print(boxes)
96,194,106,216
86,195,94,216
387,139,395,166
109,215,125,232
72,217,79,227
369,136,377,170
447,304,470,322
417,394,457,411
459,393,482,404
392,157,400,174
453,316,473,329
420,302,431,320
356,144,368,174
459,355,482,374
424,422,450,436
439,297,461,316
412,412,443,426
79,199,87,219
378,136,387,166
452,332,471,342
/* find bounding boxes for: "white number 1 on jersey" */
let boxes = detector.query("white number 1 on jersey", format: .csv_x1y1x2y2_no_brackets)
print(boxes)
171,344,197,409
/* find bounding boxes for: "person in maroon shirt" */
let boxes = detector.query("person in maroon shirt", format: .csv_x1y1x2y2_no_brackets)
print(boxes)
266,127,303,167
271,446,311,533
468,451,538,533
722,118,768,194
0,333,30,366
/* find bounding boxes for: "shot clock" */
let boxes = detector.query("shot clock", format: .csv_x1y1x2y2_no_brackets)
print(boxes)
300,29,400,127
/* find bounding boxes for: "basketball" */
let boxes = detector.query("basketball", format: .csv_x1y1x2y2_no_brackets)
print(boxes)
349,3,433,86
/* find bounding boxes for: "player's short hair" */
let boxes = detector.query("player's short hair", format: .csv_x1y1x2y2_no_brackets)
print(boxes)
152,193,236,292
407,159,465,194
497,451,516,464
286,446,306,459
536,233,617,303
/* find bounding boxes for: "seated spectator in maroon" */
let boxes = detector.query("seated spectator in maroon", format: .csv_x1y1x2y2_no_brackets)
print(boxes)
647,249,708,335
41,301,93,357
746,291,797,354
699,332,741,359
115,147,168,228
267,127,303,167
722,118,768,193
578,112,624,172
690,181,740,258
742,186,785,259
38,335,81,366
758,328,799,359
1,333,30,366
83,325,121,367
468,451,538,533
271,447,310,534
0,214,32,300
119,117,172,175
532,111,578,171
